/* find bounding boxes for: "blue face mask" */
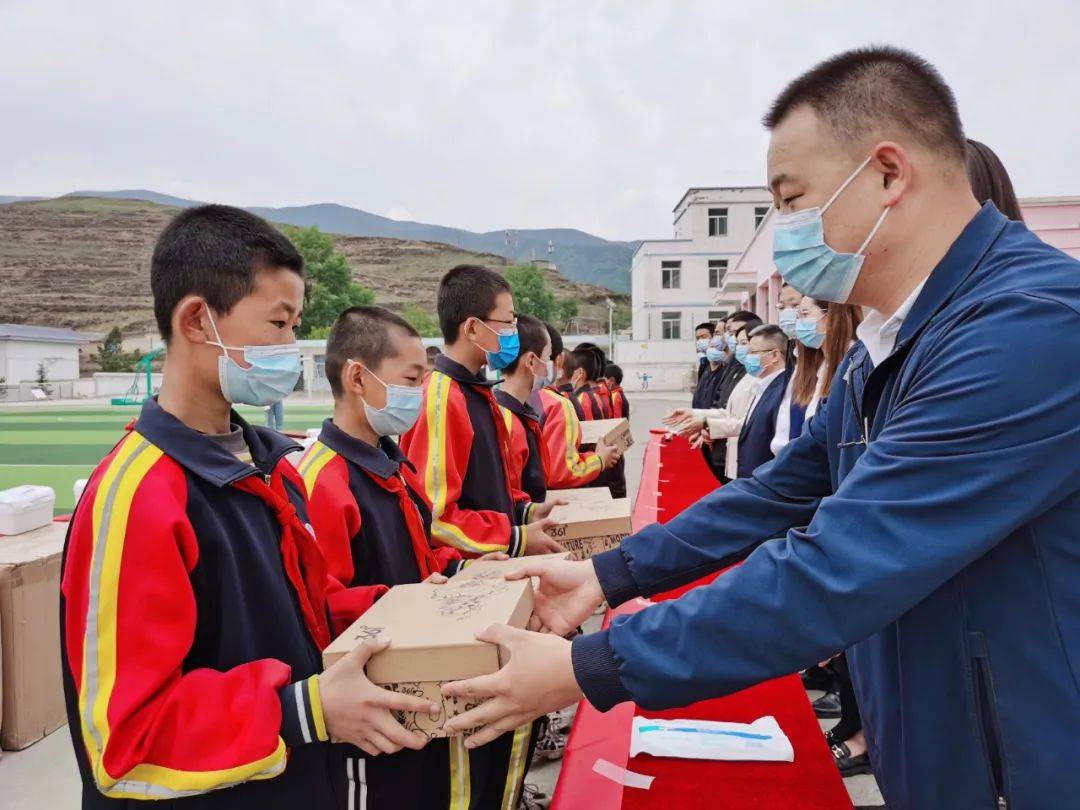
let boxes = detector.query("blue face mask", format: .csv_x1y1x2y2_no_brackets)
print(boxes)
777,308,798,338
478,320,520,370
351,361,423,437
734,344,749,363
726,334,737,351
696,338,709,355
795,318,825,349
205,308,301,406
739,353,763,376
772,155,890,303
705,346,725,363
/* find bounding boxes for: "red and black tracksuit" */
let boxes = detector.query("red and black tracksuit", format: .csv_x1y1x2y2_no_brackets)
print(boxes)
60,398,353,809
300,419,465,810
494,388,548,504
400,354,537,809
572,384,612,421
609,385,630,420
532,387,604,490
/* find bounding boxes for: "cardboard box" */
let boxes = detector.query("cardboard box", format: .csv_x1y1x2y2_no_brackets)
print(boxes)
451,551,571,585
323,577,534,738
547,487,612,504
547,497,632,560
0,522,68,750
579,418,633,454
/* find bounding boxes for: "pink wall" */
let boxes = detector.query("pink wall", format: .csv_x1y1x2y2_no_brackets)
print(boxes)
732,197,1080,319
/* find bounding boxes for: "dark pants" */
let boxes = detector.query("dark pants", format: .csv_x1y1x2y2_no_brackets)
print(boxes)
829,654,863,743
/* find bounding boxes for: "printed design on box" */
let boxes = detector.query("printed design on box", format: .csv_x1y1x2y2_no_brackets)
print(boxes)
346,624,386,643
387,681,486,739
430,579,510,620
561,533,628,560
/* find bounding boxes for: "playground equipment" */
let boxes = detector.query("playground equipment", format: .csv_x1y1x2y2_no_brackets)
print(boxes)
111,347,164,406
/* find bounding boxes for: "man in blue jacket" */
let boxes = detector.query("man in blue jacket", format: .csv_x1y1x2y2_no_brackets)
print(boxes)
440,46,1080,810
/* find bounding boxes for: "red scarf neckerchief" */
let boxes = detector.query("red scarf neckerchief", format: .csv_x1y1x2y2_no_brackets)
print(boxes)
361,468,440,580
233,469,331,650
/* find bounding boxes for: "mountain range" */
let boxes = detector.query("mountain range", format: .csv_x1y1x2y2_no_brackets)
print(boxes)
22,189,638,292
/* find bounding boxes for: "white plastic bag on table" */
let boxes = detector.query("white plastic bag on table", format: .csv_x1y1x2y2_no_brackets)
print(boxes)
630,715,793,762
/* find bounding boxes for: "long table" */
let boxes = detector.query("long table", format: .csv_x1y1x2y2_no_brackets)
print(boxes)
550,431,852,809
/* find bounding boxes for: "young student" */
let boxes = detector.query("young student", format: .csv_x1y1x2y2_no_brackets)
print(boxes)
59,206,437,809
565,346,609,421
576,343,614,419
494,314,552,504
533,321,618,490
301,305,512,808
603,363,630,420
400,265,562,807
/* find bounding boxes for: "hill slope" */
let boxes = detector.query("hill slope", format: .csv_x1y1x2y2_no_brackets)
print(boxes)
61,189,636,292
0,197,621,336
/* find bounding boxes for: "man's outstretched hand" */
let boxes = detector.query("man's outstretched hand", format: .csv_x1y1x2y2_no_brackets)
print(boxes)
441,624,583,747
506,557,604,635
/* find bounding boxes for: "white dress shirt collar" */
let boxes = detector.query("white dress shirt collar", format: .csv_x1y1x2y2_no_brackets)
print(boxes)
856,279,927,367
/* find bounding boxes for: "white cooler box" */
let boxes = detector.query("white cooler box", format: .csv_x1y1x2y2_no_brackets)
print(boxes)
0,486,56,536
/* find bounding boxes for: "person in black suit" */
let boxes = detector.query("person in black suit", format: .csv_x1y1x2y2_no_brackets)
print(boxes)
694,321,715,380
736,324,791,478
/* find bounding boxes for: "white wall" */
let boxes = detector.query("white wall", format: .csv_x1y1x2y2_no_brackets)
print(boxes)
93,372,164,397
614,339,698,392
0,339,81,383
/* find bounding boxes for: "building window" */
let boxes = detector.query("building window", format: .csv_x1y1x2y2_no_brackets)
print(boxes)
709,310,727,322
708,259,728,288
661,311,681,340
661,260,681,289
707,208,728,237
754,206,769,229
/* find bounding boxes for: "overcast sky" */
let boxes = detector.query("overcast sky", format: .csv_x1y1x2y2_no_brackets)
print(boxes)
1,1,1076,241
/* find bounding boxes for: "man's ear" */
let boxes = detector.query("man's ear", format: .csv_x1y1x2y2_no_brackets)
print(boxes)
174,296,212,345
870,141,909,207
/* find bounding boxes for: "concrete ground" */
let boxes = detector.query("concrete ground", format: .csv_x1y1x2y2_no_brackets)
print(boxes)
0,391,882,808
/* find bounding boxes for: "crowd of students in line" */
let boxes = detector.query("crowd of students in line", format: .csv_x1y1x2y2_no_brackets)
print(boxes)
59,205,630,810
659,134,1027,780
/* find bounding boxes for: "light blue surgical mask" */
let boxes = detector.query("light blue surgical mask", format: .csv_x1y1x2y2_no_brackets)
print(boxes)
350,361,423,437
696,338,709,355
726,334,737,351
795,318,825,350
772,155,890,303
734,344,749,363
705,346,725,363
205,308,301,406
777,308,798,338
740,353,763,376
478,320,520,370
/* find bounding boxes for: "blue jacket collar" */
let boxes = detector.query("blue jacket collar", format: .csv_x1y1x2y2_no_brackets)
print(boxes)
435,354,496,387
494,388,541,423
134,397,301,487
896,203,1008,348
317,418,412,480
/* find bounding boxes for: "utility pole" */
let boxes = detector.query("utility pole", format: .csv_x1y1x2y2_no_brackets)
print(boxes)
606,297,615,358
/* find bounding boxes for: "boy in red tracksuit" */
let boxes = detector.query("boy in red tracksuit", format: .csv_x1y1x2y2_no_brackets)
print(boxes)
566,345,611,421
495,315,553,504
604,363,631,420
533,322,618,490
302,306,508,809
400,264,560,809
60,206,437,810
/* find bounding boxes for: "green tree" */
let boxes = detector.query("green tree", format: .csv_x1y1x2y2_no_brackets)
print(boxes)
94,326,140,372
35,361,52,396
401,305,440,338
504,264,557,322
553,297,579,331
612,302,631,332
283,225,374,337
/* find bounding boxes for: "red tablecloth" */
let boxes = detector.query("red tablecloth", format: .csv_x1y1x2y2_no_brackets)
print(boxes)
550,432,852,809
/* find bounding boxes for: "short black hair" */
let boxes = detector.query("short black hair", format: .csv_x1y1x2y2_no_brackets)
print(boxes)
325,306,420,397
726,309,758,327
735,316,764,338
965,139,1023,221
749,323,788,354
695,322,716,334
543,320,564,359
504,314,550,374
437,264,512,343
151,204,304,342
574,342,607,381
764,46,966,161
604,363,623,385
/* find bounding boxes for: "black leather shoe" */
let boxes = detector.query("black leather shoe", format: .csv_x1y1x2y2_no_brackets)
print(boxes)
831,741,873,778
801,666,835,692
812,691,842,718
